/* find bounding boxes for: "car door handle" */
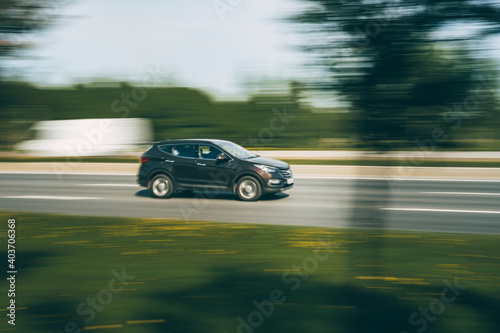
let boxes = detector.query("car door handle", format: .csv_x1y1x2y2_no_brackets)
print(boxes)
197,163,206,166
163,160,175,163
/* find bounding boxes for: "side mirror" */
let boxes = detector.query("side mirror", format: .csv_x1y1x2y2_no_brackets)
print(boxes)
216,154,229,162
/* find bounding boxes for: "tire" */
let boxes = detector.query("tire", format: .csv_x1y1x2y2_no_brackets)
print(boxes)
149,174,174,198
236,176,262,201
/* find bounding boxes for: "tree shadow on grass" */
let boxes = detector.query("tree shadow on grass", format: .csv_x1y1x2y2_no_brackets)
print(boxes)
6,249,56,273
12,263,500,333
129,265,480,333
1,250,76,332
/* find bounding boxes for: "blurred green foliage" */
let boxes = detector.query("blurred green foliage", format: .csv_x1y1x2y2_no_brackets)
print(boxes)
0,81,354,149
0,79,499,150
0,0,57,57
2,1,500,151
294,0,500,150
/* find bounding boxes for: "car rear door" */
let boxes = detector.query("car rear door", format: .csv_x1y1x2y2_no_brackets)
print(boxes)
163,143,199,186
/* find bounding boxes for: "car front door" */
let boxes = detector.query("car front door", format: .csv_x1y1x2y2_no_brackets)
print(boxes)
196,144,233,188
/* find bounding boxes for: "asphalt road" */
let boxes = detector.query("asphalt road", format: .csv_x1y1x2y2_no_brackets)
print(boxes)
1,173,499,234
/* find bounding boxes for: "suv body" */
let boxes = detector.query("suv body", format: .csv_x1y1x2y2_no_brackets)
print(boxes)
137,139,293,201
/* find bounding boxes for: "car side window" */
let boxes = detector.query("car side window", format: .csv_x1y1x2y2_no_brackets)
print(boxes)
199,145,223,160
158,144,175,155
172,144,198,158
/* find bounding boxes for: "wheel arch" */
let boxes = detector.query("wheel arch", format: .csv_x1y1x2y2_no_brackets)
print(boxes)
147,170,176,189
232,171,264,193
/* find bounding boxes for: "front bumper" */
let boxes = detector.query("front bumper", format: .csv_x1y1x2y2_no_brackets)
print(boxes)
262,168,294,193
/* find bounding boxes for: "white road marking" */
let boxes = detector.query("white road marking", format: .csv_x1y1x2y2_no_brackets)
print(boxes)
421,192,500,196
0,195,103,200
79,183,138,187
381,207,500,214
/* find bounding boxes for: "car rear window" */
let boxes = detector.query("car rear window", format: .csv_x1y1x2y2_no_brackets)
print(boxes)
159,144,198,158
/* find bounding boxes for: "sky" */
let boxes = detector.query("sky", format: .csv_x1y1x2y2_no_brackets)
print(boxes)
4,0,500,105
6,0,315,101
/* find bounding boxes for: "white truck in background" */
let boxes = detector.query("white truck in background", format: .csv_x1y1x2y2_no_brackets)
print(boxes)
15,118,153,156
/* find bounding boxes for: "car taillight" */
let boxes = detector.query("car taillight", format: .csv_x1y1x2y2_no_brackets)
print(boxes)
140,157,150,164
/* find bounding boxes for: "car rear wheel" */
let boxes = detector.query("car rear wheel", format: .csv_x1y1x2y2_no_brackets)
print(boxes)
236,176,262,201
150,174,174,198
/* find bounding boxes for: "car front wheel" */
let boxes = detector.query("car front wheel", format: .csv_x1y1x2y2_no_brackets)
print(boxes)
150,174,174,198
236,176,262,201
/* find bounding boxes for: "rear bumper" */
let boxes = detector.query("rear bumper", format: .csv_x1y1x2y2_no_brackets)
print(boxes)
137,166,149,187
137,176,148,187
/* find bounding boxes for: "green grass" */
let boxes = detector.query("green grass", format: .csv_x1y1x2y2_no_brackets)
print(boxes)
0,156,140,163
283,159,500,167
1,212,500,333
0,156,499,168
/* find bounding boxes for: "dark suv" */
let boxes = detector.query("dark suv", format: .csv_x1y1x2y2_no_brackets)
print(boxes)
137,139,293,201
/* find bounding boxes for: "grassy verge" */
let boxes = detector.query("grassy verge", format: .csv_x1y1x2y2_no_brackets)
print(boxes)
0,156,499,168
0,156,140,163
1,212,499,333
283,159,500,167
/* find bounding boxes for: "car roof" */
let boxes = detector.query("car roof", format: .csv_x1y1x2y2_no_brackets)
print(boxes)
155,139,228,145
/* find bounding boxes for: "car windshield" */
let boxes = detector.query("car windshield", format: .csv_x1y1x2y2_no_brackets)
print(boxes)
216,141,257,159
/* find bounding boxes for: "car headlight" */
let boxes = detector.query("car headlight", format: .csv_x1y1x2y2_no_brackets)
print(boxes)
255,164,277,173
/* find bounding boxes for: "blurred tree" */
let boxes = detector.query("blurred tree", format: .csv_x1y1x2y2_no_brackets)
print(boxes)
294,0,500,149
293,0,500,262
0,0,64,146
0,0,59,58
